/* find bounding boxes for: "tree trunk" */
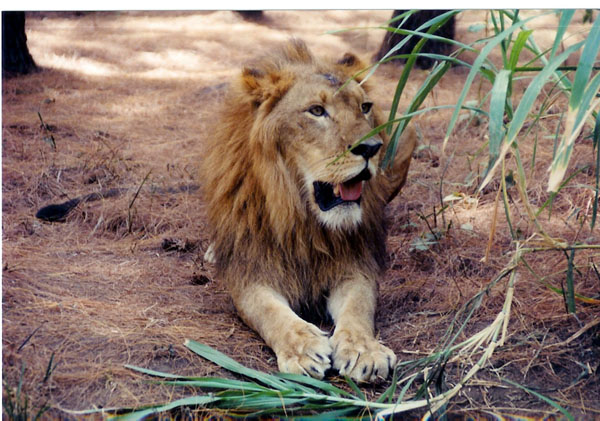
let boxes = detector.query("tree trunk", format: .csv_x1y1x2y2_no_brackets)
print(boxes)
375,10,455,70
2,11,37,77
235,11,263,21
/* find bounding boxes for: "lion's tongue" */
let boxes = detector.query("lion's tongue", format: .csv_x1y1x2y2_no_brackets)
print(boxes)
338,181,363,201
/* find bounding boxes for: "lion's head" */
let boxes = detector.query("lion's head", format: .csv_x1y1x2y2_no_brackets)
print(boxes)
267,72,385,231
226,40,385,228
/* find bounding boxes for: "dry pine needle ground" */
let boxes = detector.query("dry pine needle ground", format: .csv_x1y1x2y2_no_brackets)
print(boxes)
2,10,599,418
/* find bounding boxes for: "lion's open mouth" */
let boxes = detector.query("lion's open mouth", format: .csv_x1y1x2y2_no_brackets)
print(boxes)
313,167,372,212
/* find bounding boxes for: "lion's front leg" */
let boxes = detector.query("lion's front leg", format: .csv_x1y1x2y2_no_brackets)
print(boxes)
328,277,397,382
232,285,332,379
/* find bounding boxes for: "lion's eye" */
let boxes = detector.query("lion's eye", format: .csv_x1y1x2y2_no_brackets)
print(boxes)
361,102,373,114
308,105,327,117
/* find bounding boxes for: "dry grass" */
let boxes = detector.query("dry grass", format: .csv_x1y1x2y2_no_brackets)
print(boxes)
2,10,599,419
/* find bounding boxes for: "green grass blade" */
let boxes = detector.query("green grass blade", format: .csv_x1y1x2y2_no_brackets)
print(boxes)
508,29,533,71
336,11,469,90
487,69,512,174
480,40,585,190
125,364,187,379
548,14,600,192
502,166,517,239
382,59,452,167
385,10,459,135
109,396,220,421
343,376,366,401
184,340,290,391
379,52,471,68
216,393,308,410
574,71,600,134
387,9,413,26
501,41,583,146
126,363,273,392
162,379,270,392
275,372,354,398
444,13,545,149
502,378,574,421
374,11,470,58
376,366,399,403
549,93,600,192
396,372,420,404
569,14,600,108
502,9,573,94
550,10,575,59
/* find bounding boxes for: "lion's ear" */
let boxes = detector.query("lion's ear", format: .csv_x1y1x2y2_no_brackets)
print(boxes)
241,67,266,101
336,53,367,82
241,67,293,108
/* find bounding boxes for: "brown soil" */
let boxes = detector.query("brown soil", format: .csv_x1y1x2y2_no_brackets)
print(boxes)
2,10,599,419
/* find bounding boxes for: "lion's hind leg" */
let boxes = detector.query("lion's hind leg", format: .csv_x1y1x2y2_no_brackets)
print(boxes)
232,285,332,379
328,276,397,383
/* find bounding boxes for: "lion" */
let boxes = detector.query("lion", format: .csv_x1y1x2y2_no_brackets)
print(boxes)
201,39,416,383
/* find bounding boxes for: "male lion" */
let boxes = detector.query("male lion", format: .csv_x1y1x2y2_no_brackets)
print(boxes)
201,40,416,383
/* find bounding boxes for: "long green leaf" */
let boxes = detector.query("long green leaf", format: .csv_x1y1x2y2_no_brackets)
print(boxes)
548,95,600,192
332,12,470,92
383,59,452,167
124,364,187,379
548,14,600,192
216,393,308,410
275,372,354,398
502,9,573,94
125,365,269,393
480,40,585,190
162,379,270,393
549,10,575,59
444,13,546,149
501,42,583,146
487,69,512,173
574,71,600,132
569,14,600,108
110,396,220,421
385,10,459,135
508,29,533,71
344,376,366,401
184,340,290,391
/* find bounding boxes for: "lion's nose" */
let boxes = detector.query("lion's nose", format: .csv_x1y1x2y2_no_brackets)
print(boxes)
350,139,383,160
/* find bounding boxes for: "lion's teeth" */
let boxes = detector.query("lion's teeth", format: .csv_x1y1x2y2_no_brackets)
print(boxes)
333,184,340,197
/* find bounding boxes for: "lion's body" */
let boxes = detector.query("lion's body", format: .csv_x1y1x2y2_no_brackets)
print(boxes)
201,40,416,382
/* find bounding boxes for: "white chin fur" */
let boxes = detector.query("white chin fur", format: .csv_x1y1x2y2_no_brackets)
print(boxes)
316,202,362,231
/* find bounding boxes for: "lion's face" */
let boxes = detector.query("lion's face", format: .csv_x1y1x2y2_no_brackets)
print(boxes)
260,71,383,231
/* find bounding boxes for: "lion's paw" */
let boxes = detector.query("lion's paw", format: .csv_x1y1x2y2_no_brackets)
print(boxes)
275,322,332,379
330,329,397,383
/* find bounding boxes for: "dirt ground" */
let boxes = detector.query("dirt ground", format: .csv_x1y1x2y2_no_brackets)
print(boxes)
2,10,599,419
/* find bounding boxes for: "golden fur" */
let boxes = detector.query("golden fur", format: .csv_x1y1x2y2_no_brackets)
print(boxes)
201,40,416,382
